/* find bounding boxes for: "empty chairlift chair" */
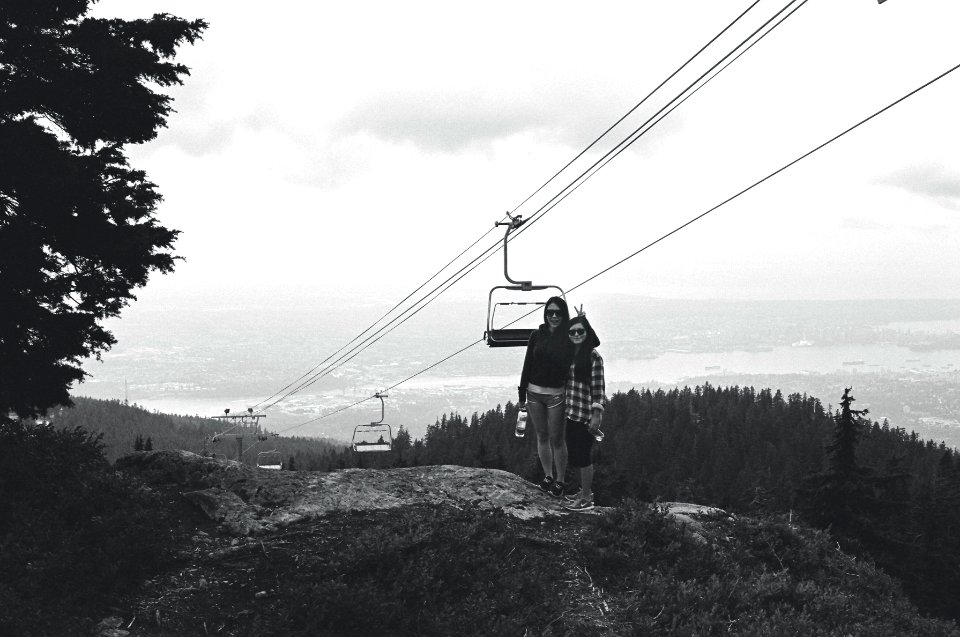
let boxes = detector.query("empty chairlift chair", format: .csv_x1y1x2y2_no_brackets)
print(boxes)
257,450,283,470
485,215,564,347
353,392,393,453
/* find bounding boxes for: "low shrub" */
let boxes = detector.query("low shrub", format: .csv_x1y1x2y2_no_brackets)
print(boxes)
0,420,177,636
259,506,567,636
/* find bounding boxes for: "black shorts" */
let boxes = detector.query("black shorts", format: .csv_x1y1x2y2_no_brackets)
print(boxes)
566,418,594,468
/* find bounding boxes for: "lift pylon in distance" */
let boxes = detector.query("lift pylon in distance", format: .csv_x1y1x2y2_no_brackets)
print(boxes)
209,407,268,462
485,215,565,347
353,392,392,453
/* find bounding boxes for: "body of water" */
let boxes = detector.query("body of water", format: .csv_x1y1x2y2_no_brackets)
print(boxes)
81,343,959,428
608,344,959,384
75,295,960,442
885,319,960,334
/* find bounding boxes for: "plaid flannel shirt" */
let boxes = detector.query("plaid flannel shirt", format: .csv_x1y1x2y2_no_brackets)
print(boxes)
565,350,606,424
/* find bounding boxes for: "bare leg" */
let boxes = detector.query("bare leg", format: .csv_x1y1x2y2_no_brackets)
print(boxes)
547,405,567,485
580,464,594,500
527,401,553,479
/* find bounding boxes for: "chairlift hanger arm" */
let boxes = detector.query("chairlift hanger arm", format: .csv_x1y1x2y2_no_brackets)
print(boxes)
495,215,531,288
375,392,387,424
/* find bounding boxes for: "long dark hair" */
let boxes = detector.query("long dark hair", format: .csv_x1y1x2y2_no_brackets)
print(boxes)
567,314,600,382
535,296,570,362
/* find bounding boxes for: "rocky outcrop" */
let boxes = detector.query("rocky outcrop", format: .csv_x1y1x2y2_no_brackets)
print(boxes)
657,502,734,544
118,450,727,539
115,450,257,493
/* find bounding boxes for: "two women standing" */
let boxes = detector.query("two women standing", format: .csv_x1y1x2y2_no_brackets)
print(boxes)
518,298,606,510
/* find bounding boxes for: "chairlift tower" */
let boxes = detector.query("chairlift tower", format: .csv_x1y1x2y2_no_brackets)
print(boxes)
210,407,271,462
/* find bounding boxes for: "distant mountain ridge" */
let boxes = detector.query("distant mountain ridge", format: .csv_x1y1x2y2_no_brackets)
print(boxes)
48,397,344,465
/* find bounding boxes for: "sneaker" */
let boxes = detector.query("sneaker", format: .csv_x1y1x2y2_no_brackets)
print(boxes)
538,476,555,493
563,489,582,502
549,480,567,498
565,497,595,511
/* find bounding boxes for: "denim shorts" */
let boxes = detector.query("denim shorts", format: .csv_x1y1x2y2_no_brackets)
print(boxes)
527,389,564,409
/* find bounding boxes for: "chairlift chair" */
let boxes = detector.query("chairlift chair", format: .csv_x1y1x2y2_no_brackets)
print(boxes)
257,450,283,470
353,392,393,452
485,215,564,347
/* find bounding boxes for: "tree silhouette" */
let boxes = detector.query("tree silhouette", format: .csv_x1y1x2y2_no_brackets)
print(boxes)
829,388,867,476
393,425,412,466
0,1,206,419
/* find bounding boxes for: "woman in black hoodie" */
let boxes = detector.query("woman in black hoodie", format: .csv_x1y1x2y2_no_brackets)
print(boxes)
518,296,571,497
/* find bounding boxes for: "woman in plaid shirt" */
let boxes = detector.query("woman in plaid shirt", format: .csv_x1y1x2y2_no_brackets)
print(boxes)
563,313,605,511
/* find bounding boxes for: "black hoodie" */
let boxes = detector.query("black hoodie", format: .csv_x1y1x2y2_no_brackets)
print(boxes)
518,297,570,403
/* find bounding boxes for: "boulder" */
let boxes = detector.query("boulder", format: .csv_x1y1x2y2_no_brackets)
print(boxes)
117,452,727,540
182,488,266,536
659,502,733,544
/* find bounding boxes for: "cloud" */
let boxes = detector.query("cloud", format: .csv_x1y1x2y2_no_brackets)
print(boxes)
332,84,667,155
878,163,960,210
334,90,554,153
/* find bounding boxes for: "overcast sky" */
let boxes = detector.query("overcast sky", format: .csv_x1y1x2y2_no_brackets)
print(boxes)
94,0,960,305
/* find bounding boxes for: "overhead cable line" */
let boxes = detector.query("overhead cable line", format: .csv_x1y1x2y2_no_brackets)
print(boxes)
252,1,771,413
274,338,485,434
566,61,960,295
249,222,499,411
511,0,810,241
349,0,809,353
504,0,763,221
275,58,960,436
266,0,808,399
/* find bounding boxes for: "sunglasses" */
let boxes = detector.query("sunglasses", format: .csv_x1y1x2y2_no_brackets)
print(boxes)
568,328,586,336
545,310,563,317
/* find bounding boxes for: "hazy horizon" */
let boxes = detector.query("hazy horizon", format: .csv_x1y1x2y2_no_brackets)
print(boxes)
76,293,960,450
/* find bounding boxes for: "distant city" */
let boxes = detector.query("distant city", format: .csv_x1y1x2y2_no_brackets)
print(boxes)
77,295,960,449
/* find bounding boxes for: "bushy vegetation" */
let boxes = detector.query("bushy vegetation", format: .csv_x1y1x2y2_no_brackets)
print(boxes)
131,502,958,636
0,420,180,636
575,504,954,635
412,384,960,624
31,386,960,629
260,507,567,636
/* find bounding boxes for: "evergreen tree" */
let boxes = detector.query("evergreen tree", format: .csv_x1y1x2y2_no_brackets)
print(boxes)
0,1,206,419
393,425,411,466
829,388,867,476
134,433,143,452
144,436,153,451
799,388,876,535
927,451,960,545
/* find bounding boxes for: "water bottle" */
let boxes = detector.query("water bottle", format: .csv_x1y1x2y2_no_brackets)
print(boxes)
593,429,605,443
515,407,528,437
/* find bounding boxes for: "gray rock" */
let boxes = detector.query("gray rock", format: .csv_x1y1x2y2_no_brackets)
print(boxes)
659,502,733,544
93,616,129,636
182,488,265,536
119,451,724,541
